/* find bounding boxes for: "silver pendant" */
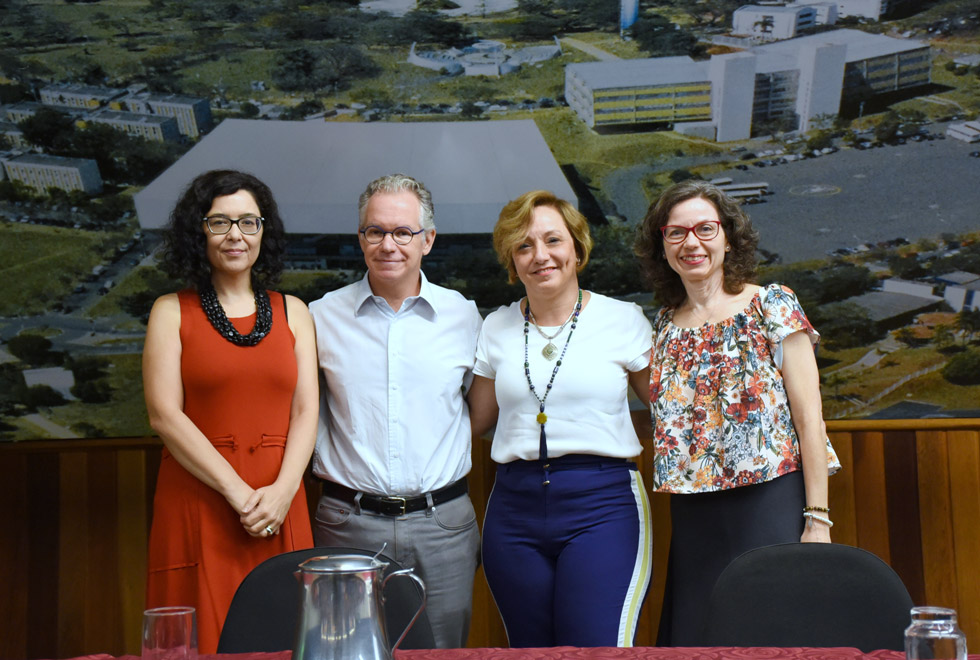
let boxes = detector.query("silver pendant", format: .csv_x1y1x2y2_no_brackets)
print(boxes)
542,342,558,360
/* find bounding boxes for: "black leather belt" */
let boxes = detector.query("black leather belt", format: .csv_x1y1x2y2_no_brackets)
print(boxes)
318,477,468,516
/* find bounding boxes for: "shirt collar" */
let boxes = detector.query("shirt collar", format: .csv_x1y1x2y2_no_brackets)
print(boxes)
354,271,438,320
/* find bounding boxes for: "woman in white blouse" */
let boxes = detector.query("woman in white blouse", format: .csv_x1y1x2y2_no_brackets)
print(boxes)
468,190,653,648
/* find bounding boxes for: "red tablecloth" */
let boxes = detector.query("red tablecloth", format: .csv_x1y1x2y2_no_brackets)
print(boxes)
398,651,904,659
59,649,926,660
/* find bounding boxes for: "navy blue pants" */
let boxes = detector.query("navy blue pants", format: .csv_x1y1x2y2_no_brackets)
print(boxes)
482,455,653,648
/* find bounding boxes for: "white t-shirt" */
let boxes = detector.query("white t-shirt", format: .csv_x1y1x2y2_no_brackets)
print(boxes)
474,292,652,464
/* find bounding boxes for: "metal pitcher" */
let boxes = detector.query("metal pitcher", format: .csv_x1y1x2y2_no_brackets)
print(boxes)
292,553,426,660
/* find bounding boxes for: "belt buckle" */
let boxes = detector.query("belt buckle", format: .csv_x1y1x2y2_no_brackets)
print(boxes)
382,496,407,516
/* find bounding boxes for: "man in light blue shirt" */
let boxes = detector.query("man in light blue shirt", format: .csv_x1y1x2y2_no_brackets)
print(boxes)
309,174,483,648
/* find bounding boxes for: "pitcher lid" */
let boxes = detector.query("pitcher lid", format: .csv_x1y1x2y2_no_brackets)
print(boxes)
298,553,388,573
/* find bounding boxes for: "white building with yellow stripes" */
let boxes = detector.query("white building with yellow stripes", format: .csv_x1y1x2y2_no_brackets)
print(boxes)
565,29,930,141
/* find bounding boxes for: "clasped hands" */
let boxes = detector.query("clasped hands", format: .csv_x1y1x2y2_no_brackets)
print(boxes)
232,481,293,539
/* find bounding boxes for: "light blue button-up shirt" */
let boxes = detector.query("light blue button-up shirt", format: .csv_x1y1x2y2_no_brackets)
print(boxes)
310,272,482,496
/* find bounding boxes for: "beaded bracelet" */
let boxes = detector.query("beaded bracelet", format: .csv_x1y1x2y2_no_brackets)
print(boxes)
804,505,830,513
804,511,834,528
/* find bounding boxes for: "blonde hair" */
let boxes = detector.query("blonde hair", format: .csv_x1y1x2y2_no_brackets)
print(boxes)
493,190,593,284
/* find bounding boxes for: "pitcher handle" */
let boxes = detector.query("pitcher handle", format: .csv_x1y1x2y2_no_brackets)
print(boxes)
382,568,427,651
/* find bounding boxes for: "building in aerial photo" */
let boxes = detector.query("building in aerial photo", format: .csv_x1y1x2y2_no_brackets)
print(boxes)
134,117,573,237
565,28,931,140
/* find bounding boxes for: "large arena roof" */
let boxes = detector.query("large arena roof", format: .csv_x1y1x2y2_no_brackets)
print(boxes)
134,118,574,234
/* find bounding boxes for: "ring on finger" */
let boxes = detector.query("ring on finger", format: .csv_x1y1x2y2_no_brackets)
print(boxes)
264,525,274,536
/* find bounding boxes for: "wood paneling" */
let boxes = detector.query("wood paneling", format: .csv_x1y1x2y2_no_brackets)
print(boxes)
3,454,29,660
916,431,958,611
2,422,980,658
827,432,857,547
883,431,924,604
948,431,980,630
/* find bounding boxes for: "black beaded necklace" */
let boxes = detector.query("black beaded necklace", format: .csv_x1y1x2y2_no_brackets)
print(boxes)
199,283,272,347
523,288,582,485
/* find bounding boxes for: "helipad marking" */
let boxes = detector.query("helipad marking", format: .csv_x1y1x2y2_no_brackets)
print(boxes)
789,184,841,197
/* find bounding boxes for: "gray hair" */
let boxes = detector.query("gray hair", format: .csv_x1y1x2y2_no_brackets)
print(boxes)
357,173,435,232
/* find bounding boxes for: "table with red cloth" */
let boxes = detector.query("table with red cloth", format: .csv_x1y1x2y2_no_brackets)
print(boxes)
56,648,979,660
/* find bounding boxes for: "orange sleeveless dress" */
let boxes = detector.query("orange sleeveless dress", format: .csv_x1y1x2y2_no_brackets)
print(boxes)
146,289,314,653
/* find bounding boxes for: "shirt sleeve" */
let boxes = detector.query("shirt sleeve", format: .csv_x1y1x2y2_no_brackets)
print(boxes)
473,312,495,379
624,301,654,373
462,303,483,390
761,284,820,367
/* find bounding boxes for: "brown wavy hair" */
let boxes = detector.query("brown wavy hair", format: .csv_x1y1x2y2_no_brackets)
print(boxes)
635,180,759,308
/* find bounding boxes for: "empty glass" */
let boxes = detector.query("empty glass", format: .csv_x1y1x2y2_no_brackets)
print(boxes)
142,606,198,660
905,606,967,660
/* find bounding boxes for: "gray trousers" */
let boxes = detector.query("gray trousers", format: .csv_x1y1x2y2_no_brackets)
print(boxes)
313,490,481,649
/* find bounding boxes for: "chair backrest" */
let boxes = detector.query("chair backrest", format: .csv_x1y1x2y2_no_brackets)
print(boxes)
700,542,914,651
217,546,435,653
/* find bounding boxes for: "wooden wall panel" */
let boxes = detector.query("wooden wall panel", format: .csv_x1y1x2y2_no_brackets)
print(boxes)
883,431,925,605
58,452,89,657
27,453,60,660
828,432,857,547
86,450,124,654
851,432,891,563
117,450,150,654
1,454,29,660
947,431,980,643
646,492,672,646
3,423,980,659
468,436,506,647
915,431,958,609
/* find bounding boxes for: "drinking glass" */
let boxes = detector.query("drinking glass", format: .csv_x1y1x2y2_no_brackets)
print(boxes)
905,606,967,660
142,606,198,660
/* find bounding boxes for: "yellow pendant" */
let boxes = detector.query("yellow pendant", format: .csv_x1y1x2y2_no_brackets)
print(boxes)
537,412,548,424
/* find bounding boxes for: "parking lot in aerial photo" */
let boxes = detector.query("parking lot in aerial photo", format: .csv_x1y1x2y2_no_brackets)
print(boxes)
716,125,980,263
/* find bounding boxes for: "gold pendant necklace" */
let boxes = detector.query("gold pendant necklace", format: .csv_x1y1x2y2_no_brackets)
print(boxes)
529,305,577,361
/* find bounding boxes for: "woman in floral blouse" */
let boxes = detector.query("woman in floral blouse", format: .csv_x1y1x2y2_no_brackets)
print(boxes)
635,180,841,646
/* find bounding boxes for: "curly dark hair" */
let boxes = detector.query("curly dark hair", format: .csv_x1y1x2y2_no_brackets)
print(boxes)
634,180,759,308
160,170,286,291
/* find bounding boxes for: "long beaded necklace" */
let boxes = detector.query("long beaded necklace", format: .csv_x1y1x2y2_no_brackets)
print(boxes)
528,305,577,361
523,289,582,485
199,282,273,346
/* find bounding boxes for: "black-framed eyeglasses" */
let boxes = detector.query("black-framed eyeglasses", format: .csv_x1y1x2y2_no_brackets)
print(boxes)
359,225,425,245
203,214,263,235
660,220,722,244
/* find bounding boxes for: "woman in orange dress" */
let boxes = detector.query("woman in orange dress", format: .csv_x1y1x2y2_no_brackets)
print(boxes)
142,170,316,653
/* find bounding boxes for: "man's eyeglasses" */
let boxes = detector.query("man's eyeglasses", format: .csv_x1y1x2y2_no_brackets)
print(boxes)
203,214,263,235
660,220,722,244
360,226,425,245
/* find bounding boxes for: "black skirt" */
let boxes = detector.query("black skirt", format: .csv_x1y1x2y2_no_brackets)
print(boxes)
657,470,805,646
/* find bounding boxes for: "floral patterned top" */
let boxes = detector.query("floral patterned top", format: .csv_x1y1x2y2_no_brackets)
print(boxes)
649,283,841,494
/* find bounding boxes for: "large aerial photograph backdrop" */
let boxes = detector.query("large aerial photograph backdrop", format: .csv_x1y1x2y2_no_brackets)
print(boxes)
1,0,979,440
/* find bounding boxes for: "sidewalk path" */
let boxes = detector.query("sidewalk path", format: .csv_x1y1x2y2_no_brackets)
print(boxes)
561,37,621,61
22,413,79,438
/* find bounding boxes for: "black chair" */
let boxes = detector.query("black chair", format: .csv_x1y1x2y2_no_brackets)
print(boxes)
217,546,435,653
700,542,914,651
